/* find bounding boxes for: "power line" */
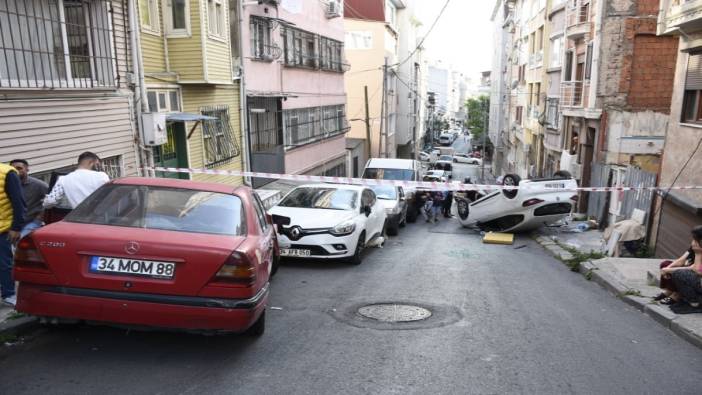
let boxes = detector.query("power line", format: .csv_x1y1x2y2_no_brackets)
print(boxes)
390,0,451,69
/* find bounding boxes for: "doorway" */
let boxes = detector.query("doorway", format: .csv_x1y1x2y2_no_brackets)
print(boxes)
154,122,189,179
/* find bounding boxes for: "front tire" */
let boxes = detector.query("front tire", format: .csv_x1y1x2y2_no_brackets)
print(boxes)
502,174,521,199
349,231,366,265
270,254,280,278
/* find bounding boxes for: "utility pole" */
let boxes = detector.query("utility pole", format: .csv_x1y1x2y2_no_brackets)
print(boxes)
379,59,387,158
481,99,488,181
384,59,390,158
364,85,371,157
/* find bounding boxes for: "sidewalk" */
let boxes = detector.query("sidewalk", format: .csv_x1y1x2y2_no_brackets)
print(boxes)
0,303,36,340
533,229,702,350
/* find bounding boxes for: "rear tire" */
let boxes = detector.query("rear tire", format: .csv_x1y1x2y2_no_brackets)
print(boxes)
270,254,280,278
387,219,399,236
349,231,366,265
406,206,418,223
245,310,265,337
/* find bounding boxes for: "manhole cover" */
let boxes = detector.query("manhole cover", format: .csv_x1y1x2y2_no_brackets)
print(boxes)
357,304,432,323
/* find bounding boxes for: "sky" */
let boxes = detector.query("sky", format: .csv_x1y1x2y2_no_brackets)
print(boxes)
415,0,495,83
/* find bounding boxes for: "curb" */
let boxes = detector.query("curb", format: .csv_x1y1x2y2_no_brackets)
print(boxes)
0,315,38,338
533,234,702,351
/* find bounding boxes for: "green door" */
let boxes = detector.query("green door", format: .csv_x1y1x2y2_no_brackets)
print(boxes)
154,122,189,179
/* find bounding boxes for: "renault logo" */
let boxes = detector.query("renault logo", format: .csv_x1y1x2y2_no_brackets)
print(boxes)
125,241,140,255
289,226,303,241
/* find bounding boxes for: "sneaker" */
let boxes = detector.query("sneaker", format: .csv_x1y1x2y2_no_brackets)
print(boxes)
2,295,16,307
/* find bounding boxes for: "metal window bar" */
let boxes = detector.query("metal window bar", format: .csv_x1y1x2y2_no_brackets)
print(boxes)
201,105,242,168
248,97,281,153
0,0,116,89
283,105,347,148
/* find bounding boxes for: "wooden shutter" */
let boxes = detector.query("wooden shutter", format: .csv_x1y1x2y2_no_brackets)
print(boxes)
686,53,702,90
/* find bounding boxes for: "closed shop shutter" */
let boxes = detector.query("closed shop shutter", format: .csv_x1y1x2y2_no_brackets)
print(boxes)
655,199,702,258
685,53,702,90
0,96,138,176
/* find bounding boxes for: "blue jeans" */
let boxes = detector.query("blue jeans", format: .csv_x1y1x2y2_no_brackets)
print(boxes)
0,233,15,299
21,219,42,239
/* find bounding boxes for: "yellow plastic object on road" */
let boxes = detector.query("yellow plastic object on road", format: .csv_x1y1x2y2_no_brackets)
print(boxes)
482,232,514,245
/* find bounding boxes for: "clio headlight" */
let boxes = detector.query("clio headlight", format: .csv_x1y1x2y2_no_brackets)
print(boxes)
331,219,356,236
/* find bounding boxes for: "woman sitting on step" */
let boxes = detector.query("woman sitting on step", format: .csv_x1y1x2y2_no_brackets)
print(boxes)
659,226,702,314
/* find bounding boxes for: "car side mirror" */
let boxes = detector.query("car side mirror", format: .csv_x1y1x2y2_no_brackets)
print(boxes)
271,214,291,226
399,196,406,201
363,205,371,216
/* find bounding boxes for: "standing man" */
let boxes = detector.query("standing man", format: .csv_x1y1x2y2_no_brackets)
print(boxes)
0,162,26,306
10,160,48,237
43,152,110,210
442,190,453,218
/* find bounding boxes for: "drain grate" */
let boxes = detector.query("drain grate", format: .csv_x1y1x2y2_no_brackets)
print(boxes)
357,304,432,323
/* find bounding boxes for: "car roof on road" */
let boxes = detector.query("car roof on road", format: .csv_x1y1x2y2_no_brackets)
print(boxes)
112,177,243,194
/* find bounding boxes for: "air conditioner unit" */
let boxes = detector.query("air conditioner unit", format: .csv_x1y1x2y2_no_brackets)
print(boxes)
259,0,279,6
326,0,341,18
141,113,167,146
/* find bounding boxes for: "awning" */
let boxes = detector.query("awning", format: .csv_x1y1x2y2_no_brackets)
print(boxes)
166,112,217,122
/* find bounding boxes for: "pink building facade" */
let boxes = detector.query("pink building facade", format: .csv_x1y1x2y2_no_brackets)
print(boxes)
241,0,348,186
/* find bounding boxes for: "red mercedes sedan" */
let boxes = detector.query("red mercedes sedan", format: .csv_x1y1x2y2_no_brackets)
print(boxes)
14,177,284,335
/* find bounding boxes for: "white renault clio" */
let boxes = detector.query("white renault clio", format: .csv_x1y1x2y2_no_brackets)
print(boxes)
269,184,387,265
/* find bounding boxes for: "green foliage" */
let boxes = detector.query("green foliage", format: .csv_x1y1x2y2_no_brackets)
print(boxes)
465,96,489,139
558,243,606,272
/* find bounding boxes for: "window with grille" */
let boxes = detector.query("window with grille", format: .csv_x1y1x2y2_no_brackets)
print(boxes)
201,105,241,167
282,25,318,68
250,16,273,60
283,105,347,148
0,0,117,89
320,37,344,72
248,97,281,152
545,98,560,130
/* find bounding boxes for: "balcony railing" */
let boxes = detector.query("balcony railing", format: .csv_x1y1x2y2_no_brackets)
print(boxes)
565,0,590,39
252,43,283,62
560,81,590,108
659,0,702,35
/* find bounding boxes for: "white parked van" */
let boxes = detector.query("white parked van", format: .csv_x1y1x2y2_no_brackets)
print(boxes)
362,158,423,223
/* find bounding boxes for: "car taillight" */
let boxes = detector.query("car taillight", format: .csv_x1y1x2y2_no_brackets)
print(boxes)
522,198,544,207
14,237,49,271
570,195,579,202
212,251,256,286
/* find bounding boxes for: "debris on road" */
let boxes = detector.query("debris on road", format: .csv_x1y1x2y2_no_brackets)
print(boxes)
482,232,514,245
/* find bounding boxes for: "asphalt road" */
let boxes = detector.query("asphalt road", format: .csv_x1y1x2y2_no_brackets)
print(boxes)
1,218,701,394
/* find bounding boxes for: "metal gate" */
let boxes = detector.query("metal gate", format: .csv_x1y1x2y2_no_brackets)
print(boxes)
587,162,611,226
620,165,657,227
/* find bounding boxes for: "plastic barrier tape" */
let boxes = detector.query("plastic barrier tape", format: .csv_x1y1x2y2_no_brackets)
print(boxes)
146,166,702,193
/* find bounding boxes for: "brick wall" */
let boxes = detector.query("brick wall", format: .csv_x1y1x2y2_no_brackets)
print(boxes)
637,0,660,15
626,34,679,112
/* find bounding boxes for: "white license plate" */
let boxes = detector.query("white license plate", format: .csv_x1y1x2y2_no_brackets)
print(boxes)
280,249,311,257
90,256,176,279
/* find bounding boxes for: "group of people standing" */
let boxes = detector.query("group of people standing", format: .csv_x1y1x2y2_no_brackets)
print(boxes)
419,190,453,223
655,226,702,314
0,152,110,306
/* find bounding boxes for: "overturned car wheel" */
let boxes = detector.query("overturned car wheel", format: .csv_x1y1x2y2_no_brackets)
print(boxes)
502,174,521,199
456,198,470,220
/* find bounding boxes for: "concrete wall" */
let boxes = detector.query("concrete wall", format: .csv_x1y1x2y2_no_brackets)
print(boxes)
284,134,346,174
659,42,702,203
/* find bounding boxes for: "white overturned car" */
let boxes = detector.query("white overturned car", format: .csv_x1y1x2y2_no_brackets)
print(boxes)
268,184,387,265
455,173,577,232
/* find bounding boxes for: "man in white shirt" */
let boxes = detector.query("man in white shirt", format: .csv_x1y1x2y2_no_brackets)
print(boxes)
43,152,110,209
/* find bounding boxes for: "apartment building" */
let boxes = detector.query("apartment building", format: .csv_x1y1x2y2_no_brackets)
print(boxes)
395,0,425,159
653,0,702,257
0,0,139,180
344,0,404,159
137,0,244,184
559,0,677,214
242,0,349,187
489,1,515,176
543,0,567,177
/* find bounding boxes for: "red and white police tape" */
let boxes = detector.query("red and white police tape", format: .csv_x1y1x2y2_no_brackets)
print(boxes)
147,166,702,193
